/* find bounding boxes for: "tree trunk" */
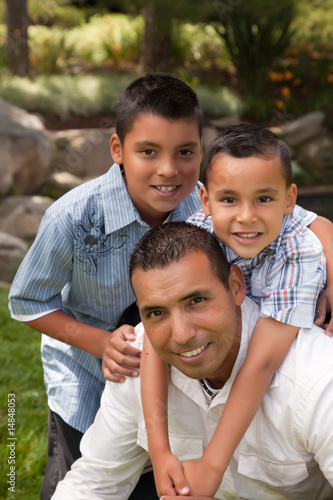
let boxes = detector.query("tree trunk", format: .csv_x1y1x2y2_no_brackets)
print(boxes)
5,0,29,76
140,2,172,73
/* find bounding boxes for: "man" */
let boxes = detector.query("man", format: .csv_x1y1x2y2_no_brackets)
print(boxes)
52,222,333,500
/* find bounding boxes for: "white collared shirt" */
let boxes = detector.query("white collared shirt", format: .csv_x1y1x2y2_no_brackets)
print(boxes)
52,298,333,500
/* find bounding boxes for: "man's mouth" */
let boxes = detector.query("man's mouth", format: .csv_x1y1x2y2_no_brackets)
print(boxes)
155,185,178,192
180,344,208,358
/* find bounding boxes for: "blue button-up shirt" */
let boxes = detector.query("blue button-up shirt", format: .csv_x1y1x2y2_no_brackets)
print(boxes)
9,164,201,431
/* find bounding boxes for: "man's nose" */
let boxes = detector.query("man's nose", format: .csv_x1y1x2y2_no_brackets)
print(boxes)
171,315,196,345
236,203,257,223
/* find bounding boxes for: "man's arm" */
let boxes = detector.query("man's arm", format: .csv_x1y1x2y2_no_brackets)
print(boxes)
52,379,149,499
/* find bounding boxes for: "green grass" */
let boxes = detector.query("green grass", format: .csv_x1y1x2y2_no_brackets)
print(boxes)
0,286,48,499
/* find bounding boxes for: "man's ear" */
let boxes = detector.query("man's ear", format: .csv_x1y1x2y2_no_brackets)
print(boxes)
228,265,246,306
110,133,123,165
284,183,297,215
200,185,211,216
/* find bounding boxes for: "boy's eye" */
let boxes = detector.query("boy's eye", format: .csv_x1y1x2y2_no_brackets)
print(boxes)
221,197,236,204
141,149,156,156
178,149,192,156
258,196,272,203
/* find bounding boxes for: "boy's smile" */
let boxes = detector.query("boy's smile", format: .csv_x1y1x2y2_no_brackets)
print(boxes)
201,155,297,258
110,113,202,227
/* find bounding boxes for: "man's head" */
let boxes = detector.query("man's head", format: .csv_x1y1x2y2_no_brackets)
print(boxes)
130,222,245,387
200,123,297,258
110,75,203,227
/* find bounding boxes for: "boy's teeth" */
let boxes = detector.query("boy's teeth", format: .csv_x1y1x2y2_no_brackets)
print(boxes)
181,344,207,358
237,233,258,238
156,186,176,192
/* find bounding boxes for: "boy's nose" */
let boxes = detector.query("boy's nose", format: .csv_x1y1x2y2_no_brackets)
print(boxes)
157,159,179,177
236,203,257,223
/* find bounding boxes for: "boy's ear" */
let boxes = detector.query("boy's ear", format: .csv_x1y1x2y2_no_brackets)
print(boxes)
200,185,211,216
284,183,297,215
229,265,246,306
110,134,123,165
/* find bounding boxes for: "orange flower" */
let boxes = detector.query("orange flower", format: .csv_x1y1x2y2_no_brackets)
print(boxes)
292,78,302,86
284,70,293,80
268,71,284,82
327,74,333,83
275,100,284,110
281,86,291,99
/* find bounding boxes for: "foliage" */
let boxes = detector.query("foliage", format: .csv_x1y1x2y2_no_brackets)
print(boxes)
67,14,144,66
0,70,136,114
211,0,296,121
0,286,48,499
29,25,75,74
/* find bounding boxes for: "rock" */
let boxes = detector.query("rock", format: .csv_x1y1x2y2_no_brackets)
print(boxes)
275,111,326,148
48,128,114,178
0,195,54,239
209,115,240,129
202,126,218,150
297,133,333,171
0,99,51,196
0,231,28,283
46,171,84,197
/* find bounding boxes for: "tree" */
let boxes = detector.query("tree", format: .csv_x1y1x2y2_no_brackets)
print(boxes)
5,0,30,76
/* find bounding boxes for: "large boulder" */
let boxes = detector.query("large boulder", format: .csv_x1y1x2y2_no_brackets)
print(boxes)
48,128,114,178
0,99,51,196
0,232,28,283
0,195,54,239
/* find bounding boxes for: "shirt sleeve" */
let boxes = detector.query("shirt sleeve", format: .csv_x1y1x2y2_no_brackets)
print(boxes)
187,210,214,232
293,204,317,226
259,228,326,328
8,209,74,318
52,380,149,499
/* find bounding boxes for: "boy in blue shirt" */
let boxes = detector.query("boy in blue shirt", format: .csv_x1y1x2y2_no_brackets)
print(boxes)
8,73,203,500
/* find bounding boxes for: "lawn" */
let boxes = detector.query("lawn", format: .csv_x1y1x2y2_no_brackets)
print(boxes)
0,286,48,499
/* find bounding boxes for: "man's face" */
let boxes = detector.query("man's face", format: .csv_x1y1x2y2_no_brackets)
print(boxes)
132,251,245,388
110,113,202,227
201,155,297,258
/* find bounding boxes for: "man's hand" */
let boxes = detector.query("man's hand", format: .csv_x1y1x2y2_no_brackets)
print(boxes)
315,287,333,336
102,325,141,382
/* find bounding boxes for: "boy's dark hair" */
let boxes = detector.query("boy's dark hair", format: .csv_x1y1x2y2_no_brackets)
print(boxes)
202,123,292,187
129,221,230,290
116,74,202,144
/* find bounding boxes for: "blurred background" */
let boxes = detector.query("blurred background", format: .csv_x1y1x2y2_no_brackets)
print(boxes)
0,1,332,498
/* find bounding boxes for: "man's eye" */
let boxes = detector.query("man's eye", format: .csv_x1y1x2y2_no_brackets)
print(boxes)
148,310,163,318
191,297,205,305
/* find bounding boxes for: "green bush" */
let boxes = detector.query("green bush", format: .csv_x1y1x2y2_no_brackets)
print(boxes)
29,26,74,74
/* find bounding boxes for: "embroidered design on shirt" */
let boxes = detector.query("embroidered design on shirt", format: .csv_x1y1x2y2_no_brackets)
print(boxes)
74,206,130,274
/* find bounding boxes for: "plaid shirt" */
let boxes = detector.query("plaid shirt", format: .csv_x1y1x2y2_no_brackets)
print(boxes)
187,206,326,328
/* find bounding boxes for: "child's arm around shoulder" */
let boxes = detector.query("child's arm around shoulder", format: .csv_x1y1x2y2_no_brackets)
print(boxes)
308,216,333,335
24,310,141,381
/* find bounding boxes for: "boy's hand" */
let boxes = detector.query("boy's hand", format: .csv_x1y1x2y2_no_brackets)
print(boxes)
153,452,190,497
160,497,219,499
182,459,223,498
102,325,141,382
315,287,333,336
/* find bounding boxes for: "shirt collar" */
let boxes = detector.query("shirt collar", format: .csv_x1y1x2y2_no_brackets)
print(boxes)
102,164,148,234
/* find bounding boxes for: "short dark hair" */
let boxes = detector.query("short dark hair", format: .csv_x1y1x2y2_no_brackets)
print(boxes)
116,74,203,144
129,221,230,289
202,123,292,187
